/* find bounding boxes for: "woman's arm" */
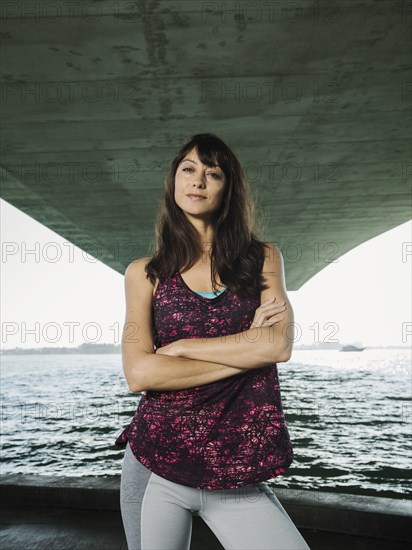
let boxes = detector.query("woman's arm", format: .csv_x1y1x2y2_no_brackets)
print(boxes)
137,353,250,392
122,258,250,393
167,325,288,370
162,243,295,369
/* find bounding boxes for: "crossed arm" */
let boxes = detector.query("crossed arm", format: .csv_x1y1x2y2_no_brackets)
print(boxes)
130,244,294,393
157,244,295,369
158,326,291,369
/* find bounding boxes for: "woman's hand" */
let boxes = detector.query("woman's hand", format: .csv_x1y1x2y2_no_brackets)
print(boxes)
250,296,287,328
155,340,181,357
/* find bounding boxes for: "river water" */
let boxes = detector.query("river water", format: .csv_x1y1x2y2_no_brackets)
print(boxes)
1,348,410,500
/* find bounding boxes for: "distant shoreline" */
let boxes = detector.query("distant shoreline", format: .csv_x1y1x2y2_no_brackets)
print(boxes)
0,343,120,355
1,344,410,355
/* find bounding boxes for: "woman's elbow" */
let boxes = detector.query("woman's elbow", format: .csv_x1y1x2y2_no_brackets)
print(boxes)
277,344,293,363
125,372,143,393
128,380,143,394
123,356,148,393
279,350,292,363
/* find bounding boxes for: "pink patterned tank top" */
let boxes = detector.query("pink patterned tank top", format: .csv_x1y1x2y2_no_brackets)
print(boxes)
114,270,293,489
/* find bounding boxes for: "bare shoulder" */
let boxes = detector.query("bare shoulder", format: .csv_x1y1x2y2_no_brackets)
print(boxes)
124,257,151,290
124,257,158,297
125,257,151,276
260,242,291,308
262,242,284,274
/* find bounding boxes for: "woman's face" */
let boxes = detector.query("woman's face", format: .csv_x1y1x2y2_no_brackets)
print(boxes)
174,148,227,220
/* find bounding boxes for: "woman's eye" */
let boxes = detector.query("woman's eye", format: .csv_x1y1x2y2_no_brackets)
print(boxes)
181,167,221,179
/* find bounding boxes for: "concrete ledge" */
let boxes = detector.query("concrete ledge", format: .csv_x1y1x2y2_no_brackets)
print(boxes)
1,474,411,543
2,505,412,550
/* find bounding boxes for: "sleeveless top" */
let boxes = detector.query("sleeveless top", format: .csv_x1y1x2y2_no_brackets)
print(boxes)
114,270,293,490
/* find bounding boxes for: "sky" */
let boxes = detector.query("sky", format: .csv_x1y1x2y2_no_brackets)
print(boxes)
1,198,411,349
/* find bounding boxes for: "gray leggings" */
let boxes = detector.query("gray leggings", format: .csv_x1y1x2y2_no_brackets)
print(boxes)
120,442,311,550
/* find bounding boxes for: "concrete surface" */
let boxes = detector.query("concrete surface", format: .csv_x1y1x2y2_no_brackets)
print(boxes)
2,505,412,550
1,0,411,289
1,473,411,549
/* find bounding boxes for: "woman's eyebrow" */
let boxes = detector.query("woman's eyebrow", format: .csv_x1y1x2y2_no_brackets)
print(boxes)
182,158,221,170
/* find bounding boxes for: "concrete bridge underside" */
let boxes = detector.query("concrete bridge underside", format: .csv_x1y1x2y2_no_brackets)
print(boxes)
1,0,411,289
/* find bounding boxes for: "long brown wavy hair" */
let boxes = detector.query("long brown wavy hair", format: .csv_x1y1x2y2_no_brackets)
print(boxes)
145,133,270,299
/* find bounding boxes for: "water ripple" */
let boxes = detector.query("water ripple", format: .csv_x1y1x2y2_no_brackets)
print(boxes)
1,349,410,499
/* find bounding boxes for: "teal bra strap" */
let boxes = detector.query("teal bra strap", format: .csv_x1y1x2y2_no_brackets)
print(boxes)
194,288,226,298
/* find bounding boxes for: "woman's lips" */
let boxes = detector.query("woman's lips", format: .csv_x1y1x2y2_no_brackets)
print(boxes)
187,194,206,200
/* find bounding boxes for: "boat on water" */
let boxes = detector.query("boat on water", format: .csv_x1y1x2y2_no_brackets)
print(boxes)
340,344,365,351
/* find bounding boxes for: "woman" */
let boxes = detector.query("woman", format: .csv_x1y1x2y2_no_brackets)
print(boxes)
115,133,310,550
